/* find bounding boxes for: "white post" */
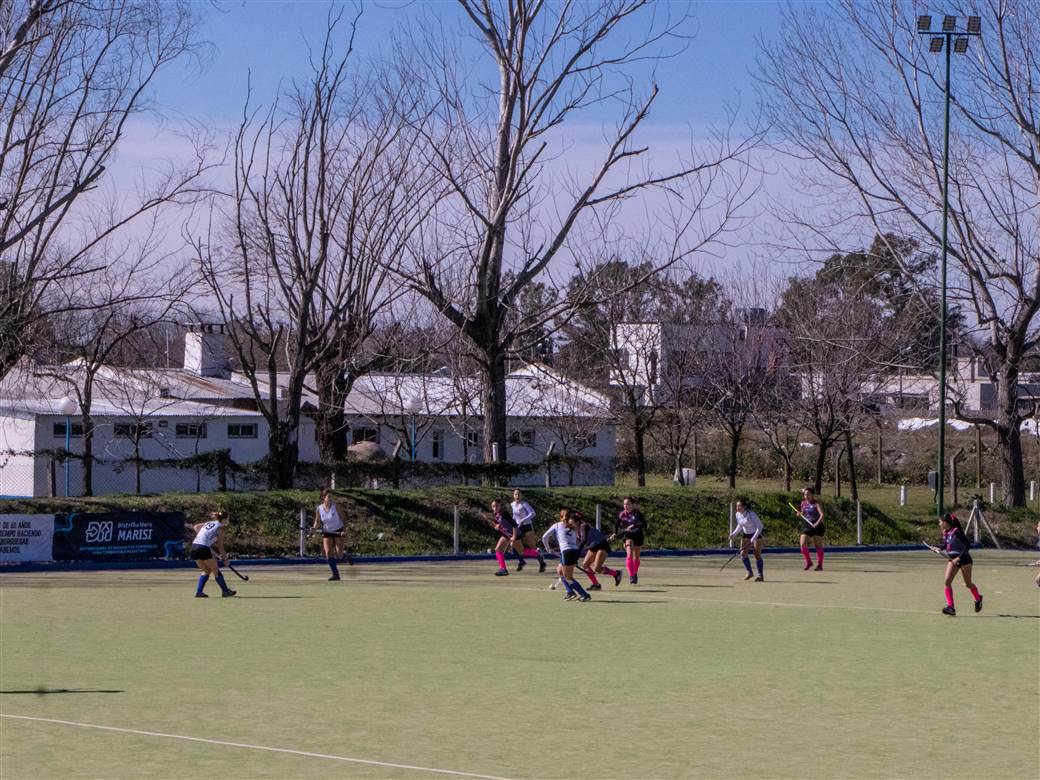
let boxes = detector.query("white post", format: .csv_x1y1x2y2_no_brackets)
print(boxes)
988,482,995,503
298,507,306,557
330,471,336,490
595,504,602,531
728,502,735,548
453,504,460,555
856,500,863,545
1030,480,1036,503
899,484,907,507
491,442,499,462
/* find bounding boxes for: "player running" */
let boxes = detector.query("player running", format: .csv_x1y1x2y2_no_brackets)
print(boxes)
796,487,825,571
510,489,546,573
189,510,236,598
576,512,622,590
927,513,983,616
313,489,349,581
542,509,591,602
487,498,519,577
615,496,647,584
728,499,765,581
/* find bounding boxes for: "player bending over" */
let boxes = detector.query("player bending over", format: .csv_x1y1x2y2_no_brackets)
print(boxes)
190,511,237,598
576,512,622,589
542,509,591,602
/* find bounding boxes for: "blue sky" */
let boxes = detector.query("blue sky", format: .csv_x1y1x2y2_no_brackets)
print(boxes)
159,0,786,127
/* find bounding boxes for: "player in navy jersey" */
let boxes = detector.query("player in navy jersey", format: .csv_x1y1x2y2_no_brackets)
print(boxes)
576,513,622,589
930,513,983,616
614,496,646,584
189,510,236,598
542,509,591,601
796,487,825,571
487,499,519,576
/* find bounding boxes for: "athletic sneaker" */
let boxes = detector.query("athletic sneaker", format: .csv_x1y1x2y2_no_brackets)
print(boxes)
577,594,591,602
517,557,526,572
613,570,622,587
564,593,577,601
744,572,754,581
942,606,956,616
194,592,208,598
630,575,638,585
495,568,509,577
814,565,823,571
754,576,764,582
974,595,983,613
328,574,341,581
221,589,237,597
803,562,813,571
588,583,602,591
538,557,546,573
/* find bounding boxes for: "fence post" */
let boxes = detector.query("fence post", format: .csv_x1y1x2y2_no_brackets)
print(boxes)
728,502,735,548
298,507,306,557
856,500,863,545
1030,480,1036,503
453,504,460,555
595,504,602,531
899,484,907,507
988,482,995,503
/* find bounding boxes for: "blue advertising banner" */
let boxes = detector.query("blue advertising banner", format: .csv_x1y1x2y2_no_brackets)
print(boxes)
52,512,186,561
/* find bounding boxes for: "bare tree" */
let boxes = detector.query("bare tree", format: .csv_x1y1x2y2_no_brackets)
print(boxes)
753,382,805,493
1,0,208,376
397,0,756,468
758,0,1040,506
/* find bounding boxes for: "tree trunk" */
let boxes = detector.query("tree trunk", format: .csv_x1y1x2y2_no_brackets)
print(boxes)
875,426,882,486
727,428,741,489
134,440,142,495
813,442,828,495
674,450,685,486
267,422,299,490
975,424,982,489
81,413,94,497
845,429,858,501
783,458,792,492
994,362,1026,506
633,421,647,487
691,429,698,474
315,366,352,463
481,348,509,471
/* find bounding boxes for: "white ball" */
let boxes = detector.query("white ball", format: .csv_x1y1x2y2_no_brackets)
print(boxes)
549,583,557,591
376,533,385,540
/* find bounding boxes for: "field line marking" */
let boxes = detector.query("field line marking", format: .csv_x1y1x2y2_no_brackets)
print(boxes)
0,714,517,780
497,585,934,615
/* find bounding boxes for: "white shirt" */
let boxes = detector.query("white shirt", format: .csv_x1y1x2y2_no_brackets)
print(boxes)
511,500,536,527
317,503,344,532
542,521,578,553
730,510,763,538
193,520,223,548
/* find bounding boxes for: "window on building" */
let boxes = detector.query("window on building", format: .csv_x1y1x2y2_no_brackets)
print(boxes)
175,423,208,439
352,427,379,444
508,429,535,447
227,423,258,439
431,429,444,460
465,430,481,450
114,422,153,439
52,422,84,438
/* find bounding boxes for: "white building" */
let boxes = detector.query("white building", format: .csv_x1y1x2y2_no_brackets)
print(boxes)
0,331,615,497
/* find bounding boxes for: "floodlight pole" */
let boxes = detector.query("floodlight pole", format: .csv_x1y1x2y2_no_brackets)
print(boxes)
936,34,952,519
65,413,71,497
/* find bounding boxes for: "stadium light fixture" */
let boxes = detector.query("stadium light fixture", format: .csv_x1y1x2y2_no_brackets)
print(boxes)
916,11,982,518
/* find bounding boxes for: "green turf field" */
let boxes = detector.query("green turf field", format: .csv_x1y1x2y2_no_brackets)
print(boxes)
2,552,1038,779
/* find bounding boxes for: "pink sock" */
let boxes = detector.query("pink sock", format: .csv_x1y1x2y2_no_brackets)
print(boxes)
816,549,824,567
523,548,539,558
944,587,954,608
969,585,980,601
801,546,812,565
626,558,634,577
634,558,640,574
585,569,599,586
495,551,506,569
602,566,618,577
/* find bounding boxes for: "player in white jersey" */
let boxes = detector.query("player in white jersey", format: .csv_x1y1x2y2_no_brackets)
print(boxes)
509,489,546,572
728,499,765,581
189,511,236,598
313,489,349,581
541,509,591,602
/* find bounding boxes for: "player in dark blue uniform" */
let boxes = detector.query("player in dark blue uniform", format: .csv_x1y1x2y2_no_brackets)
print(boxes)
932,513,983,616
614,496,647,584
487,499,518,576
576,513,622,590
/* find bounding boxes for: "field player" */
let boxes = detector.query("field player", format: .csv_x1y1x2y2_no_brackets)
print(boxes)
576,511,622,589
797,487,825,571
615,496,647,584
542,509,591,602
487,498,518,577
190,510,237,598
930,513,983,616
510,489,547,572
728,499,765,581
313,489,348,581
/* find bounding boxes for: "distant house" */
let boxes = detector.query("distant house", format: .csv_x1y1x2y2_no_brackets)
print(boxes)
0,329,615,497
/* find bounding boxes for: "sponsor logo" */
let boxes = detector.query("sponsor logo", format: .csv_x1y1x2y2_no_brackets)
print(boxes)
85,521,114,543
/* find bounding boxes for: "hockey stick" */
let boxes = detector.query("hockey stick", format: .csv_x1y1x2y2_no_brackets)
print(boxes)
218,556,249,581
922,542,951,560
721,530,761,571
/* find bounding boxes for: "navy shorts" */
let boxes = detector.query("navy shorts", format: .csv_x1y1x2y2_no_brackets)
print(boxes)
801,524,825,537
322,530,344,539
953,553,973,567
561,549,580,566
516,523,535,538
588,540,611,554
621,529,645,547
190,544,213,561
